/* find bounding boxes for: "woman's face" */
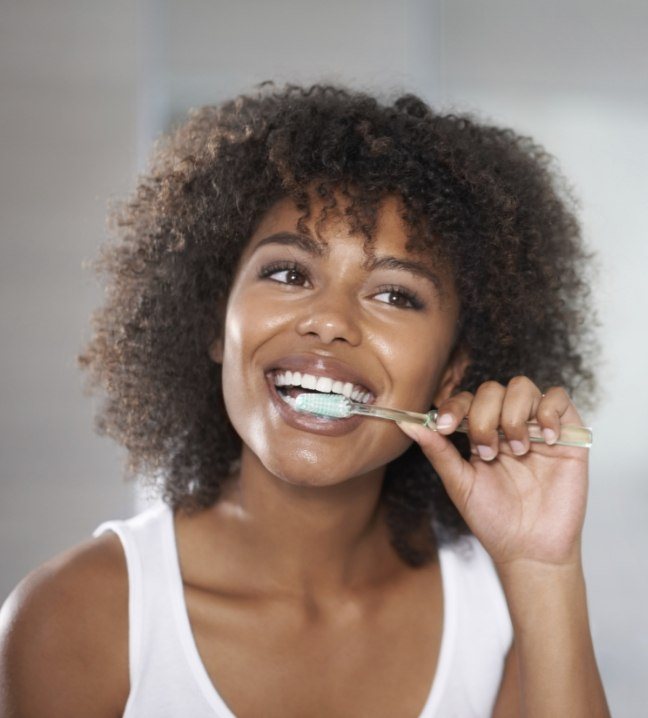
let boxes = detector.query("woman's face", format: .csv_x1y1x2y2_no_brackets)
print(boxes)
213,191,465,487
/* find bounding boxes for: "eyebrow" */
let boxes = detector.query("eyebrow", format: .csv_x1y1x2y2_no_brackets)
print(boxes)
251,231,443,291
251,231,328,257
363,255,443,293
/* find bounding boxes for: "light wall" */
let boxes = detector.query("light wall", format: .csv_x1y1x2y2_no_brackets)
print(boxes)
0,1,139,591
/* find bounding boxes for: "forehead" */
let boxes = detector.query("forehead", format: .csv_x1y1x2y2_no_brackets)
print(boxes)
248,192,427,259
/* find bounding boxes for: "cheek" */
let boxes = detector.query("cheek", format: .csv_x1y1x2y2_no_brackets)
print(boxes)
401,360,445,410
219,300,262,430
372,322,452,409
224,287,289,353
219,293,290,442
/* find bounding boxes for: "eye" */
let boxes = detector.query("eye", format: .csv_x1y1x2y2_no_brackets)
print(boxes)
259,261,310,287
373,285,424,310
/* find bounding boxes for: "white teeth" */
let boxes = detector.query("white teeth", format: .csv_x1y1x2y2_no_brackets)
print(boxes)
279,392,298,408
315,376,333,393
271,370,373,404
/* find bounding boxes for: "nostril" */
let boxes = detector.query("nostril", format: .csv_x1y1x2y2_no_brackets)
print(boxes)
295,312,361,346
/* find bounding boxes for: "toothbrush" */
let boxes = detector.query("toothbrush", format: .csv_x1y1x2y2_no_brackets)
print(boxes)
294,393,593,448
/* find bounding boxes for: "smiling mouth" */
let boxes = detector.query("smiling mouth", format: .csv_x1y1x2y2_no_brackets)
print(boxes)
271,369,375,413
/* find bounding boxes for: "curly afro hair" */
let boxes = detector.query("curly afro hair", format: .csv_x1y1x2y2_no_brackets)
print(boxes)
79,82,597,566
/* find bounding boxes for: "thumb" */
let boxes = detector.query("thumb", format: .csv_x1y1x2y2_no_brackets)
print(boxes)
398,422,474,511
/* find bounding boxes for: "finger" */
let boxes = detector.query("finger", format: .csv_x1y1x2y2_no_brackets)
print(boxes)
536,387,574,445
500,376,543,455
434,391,474,435
397,422,474,509
467,381,506,461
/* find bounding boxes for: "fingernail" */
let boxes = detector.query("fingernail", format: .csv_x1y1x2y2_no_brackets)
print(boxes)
477,444,496,461
509,440,526,455
436,413,453,431
542,428,557,445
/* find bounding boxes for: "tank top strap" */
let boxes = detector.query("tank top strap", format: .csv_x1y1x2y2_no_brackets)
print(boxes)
428,534,513,716
94,502,233,717
95,503,192,714
93,508,147,693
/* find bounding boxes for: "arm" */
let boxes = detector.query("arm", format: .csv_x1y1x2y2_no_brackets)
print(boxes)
492,641,520,717
491,563,608,717
0,534,129,718
494,557,608,717
399,378,610,718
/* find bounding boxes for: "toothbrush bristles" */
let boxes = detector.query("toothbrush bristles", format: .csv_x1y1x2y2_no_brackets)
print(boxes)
294,393,353,418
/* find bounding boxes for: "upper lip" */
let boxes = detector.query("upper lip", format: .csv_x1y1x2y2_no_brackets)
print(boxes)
265,354,379,397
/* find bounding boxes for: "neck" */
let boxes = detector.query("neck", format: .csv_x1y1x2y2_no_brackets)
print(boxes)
197,446,402,601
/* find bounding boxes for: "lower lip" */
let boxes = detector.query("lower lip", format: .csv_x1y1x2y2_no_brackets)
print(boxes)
266,375,366,437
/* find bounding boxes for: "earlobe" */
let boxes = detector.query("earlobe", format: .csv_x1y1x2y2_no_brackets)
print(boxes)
433,344,470,406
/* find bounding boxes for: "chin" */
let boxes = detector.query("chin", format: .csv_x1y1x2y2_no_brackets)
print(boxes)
262,449,390,489
265,456,354,488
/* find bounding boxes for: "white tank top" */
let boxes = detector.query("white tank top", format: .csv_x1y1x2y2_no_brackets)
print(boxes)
94,502,512,717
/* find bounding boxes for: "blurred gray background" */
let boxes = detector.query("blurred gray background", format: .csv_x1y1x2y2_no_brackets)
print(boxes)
1,0,646,714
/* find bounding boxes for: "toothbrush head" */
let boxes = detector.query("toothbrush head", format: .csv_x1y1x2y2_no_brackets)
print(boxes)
294,393,353,418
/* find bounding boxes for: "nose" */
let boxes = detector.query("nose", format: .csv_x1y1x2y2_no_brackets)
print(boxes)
295,293,362,346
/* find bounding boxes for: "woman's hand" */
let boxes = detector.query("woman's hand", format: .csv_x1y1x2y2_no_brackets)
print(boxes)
398,376,589,570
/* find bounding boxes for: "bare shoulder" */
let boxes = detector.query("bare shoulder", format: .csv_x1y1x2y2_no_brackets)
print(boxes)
0,531,129,718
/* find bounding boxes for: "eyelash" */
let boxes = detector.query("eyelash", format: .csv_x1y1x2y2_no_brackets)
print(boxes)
258,260,310,285
374,284,424,310
258,260,425,310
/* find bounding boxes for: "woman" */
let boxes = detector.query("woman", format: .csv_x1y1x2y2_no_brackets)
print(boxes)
0,83,610,716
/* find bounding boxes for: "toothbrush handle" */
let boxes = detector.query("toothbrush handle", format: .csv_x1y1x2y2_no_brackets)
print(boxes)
351,403,430,424
432,413,593,449
350,403,592,448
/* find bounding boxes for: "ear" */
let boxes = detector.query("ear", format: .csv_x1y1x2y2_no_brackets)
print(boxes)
208,300,227,364
432,344,470,406
209,335,224,364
